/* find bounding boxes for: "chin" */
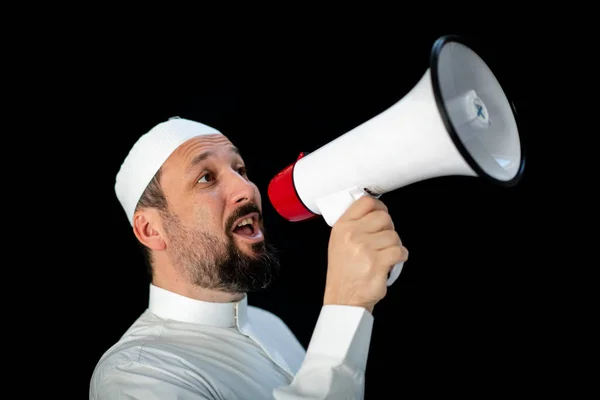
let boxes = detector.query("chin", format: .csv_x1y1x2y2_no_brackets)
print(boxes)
240,240,267,257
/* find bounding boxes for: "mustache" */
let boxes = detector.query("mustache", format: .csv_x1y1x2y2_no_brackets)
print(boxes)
226,203,262,232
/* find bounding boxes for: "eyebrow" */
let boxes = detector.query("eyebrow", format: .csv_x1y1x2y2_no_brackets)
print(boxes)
187,146,241,173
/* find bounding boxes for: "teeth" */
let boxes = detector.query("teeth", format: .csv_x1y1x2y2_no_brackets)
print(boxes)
237,218,253,227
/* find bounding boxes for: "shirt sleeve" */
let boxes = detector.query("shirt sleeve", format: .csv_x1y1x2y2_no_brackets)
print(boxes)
272,304,374,399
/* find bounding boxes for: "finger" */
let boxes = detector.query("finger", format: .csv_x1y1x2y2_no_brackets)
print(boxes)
358,209,395,233
377,245,409,273
340,196,388,222
364,229,402,251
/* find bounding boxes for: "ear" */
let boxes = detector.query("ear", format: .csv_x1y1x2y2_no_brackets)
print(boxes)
132,209,166,251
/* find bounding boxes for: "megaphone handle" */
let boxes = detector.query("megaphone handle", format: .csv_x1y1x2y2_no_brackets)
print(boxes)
315,186,405,286
387,262,404,286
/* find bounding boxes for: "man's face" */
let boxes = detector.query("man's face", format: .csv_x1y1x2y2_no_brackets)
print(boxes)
157,134,279,293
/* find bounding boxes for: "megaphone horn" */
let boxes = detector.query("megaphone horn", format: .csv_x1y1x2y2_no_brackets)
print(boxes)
268,34,526,286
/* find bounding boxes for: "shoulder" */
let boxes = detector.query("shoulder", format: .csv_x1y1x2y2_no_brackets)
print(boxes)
90,311,162,380
90,348,213,399
89,314,216,399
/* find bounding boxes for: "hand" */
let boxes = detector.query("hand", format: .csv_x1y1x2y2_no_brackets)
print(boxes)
323,196,409,314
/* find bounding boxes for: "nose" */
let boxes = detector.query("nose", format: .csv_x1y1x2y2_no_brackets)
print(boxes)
227,169,256,205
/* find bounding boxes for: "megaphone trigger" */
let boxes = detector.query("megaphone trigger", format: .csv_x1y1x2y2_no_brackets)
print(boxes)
314,186,371,227
314,187,404,286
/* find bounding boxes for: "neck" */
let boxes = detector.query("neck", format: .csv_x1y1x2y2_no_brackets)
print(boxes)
152,276,245,303
152,260,245,303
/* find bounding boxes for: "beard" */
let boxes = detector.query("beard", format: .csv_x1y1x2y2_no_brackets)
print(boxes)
162,203,280,293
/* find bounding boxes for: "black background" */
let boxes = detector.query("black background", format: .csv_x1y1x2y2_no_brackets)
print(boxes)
26,21,584,398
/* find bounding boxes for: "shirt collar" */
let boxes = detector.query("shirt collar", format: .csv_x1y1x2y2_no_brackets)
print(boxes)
148,284,248,328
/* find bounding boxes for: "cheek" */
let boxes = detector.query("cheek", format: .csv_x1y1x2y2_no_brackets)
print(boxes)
192,197,223,227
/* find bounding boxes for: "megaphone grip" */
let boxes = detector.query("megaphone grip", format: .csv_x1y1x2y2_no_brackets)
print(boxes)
387,262,404,286
315,186,405,286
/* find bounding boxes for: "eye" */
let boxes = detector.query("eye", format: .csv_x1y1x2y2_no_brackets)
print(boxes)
197,172,215,184
237,166,248,176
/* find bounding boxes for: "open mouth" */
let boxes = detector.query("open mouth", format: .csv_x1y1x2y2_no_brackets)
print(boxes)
231,213,262,240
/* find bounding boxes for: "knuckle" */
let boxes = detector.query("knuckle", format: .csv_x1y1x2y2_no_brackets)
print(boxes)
382,229,401,247
392,246,405,262
382,211,394,226
363,196,378,207
364,196,387,212
373,209,388,220
344,228,359,245
371,210,392,227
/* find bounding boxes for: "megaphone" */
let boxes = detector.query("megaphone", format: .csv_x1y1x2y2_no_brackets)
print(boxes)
267,35,526,286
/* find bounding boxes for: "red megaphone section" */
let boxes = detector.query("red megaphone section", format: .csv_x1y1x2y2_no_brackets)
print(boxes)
267,152,318,222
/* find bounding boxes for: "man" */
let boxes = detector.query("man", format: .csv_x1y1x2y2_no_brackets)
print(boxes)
90,116,409,399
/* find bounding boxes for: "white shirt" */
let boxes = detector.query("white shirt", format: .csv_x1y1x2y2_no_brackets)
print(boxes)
90,284,374,399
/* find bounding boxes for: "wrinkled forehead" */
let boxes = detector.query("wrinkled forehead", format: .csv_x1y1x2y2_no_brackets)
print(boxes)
163,134,239,172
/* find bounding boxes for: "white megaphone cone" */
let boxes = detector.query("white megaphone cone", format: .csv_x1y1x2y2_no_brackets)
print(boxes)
268,35,526,286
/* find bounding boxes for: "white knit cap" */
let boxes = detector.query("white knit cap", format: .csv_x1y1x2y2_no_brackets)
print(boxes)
115,116,222,225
